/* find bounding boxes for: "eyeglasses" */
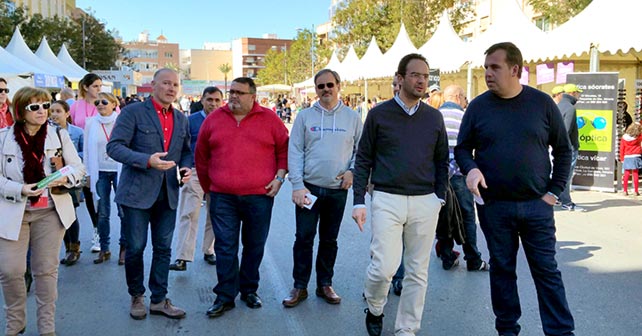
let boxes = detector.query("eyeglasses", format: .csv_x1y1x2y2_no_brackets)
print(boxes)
229,89,252,96
0,88,9,94
406,72,429,80
316,82,336,90
25,102,51,112
94,99,111,106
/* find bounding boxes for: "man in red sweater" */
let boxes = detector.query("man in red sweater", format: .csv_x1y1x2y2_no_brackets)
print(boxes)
195,77,289,318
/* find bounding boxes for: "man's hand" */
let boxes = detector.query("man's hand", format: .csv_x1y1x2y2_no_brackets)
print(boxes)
148,152,176,171
265,178,283,197
352,207,367,232
179,167,192,184
22,183,44,197
541,193,557,206
337,170,353,190
292,188,311,207
466,168,487,198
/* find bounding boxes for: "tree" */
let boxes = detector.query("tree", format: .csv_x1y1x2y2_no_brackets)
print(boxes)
332,0,474,57
218,63,231,95
257,48,286,86
528,0,592,25
0,1,122,71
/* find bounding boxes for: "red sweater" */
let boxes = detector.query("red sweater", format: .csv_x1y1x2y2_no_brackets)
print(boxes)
620,133,642,162
195,102,289,195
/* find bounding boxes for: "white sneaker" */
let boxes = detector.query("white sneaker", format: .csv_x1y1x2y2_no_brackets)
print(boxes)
91,228,101,253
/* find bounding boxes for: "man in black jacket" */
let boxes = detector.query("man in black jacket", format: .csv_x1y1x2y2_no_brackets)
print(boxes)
557,83,585,211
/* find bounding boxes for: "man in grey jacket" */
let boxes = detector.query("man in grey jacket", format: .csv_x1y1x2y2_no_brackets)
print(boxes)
557,83,585,212
282,69,363,308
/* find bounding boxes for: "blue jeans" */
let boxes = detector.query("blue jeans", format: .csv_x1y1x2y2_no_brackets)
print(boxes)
209,192,274,303
559,149,578,205
438,175,483,264
477,198,574,336
292,183,347,289
121,183,177,304
96,171,124,252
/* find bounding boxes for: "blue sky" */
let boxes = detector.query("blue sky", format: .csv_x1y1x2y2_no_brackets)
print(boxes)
76,0,332,49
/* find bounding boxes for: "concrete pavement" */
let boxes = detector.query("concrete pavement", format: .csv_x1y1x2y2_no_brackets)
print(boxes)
1,186,640,335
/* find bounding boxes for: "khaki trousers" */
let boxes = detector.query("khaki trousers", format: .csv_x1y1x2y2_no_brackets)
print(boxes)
364,191,441,336
0,208,65,335
174,169,215,261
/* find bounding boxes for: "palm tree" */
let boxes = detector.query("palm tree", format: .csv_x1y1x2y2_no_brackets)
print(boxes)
218,63,231,98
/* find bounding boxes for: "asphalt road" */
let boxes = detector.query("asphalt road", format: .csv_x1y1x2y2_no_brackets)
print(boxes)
2,185,641,336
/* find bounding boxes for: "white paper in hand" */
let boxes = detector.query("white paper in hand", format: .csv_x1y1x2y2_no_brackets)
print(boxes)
473,194,485,205
303,193,317,210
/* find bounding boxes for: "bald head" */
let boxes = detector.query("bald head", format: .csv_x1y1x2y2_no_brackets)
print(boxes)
443,85,466,107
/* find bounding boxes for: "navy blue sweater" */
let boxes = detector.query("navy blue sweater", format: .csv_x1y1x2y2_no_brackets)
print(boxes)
353,99,449,205
454,86,572,201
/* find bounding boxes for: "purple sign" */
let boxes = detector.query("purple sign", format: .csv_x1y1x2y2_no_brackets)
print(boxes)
556,61,574,84
519,66,529,85
536,63,555,85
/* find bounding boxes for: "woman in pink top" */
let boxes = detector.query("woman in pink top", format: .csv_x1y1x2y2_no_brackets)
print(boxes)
70,73,102,129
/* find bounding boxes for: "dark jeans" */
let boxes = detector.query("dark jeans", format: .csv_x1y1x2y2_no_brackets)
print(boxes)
97,171,124,252
439,175,483,263
121,184,177,304
209,192,274,303
477,198,574,336
559,149,578,205
82,186,98,227
292,183,347,289
63,190,80,246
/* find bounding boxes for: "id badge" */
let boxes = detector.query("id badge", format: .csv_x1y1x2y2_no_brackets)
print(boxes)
32,188,49,208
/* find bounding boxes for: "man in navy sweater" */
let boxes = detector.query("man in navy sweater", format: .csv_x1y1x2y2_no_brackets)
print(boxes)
455,42,574,336
353,53,449,336
169,86,223,271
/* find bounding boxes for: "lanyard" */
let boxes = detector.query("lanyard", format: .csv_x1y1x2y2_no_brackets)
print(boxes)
19,131,44,164
101,124,112,141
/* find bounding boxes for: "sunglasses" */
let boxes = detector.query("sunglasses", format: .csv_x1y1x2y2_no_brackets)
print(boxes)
0,88,9,94
316,82,335,90
228,89,252,96
25,102,51,112
94,99,111,106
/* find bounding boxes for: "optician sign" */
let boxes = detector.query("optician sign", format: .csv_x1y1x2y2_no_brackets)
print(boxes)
566,72,618,192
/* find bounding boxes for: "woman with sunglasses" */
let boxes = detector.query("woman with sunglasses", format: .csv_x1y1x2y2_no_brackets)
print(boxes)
50,100,84,266
0,78,13,128
0,86,85,336
84,92,125,264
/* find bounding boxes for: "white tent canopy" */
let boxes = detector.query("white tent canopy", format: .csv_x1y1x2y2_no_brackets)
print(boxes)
0,46,36,75
35,37,84,81
354,36,385,79
468,0,549,66
5,28,64,77
338,45,361,81
539,0,642,61
57,43,88,77
419,11,469,73
379,23,418,78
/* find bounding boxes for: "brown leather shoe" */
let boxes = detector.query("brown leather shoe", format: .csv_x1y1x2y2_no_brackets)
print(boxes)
150,298,186,319
282,288,308,308
315,286,341,304
93,251,111,264
130,295,147,320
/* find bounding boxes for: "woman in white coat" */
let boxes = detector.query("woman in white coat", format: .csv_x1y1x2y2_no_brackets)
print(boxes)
0,86,85,336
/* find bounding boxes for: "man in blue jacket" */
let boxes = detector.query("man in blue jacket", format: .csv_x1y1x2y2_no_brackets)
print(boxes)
107,68,193,321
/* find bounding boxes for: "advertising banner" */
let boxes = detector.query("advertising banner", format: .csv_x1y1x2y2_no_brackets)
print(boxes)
556,61,574,84
536,63,554,85
566,72,618,192
520,66,529,85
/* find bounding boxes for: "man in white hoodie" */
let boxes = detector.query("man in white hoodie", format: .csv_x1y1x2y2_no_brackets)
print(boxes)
283,69,363,308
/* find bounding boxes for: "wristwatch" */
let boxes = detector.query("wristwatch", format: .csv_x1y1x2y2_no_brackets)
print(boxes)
275,176,285,183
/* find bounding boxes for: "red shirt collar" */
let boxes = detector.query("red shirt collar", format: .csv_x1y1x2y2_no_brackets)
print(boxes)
151,97,172,113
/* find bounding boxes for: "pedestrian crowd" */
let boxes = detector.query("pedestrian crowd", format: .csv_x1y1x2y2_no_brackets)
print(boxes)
4,41,641,336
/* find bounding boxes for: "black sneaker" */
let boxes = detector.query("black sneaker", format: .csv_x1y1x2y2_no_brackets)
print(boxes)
441,253,459,270
364,308,383,336
467,260,490,272
169,259,187,271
